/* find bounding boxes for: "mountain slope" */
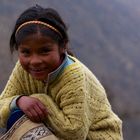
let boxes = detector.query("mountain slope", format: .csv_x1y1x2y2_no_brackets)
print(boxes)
0,0,140,139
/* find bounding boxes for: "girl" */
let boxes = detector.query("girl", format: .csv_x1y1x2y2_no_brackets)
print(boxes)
0,5,123,140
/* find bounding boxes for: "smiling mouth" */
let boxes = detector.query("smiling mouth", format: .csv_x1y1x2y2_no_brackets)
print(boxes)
30,68,46,73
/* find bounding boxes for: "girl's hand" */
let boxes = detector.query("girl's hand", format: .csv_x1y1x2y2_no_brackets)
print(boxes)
17,96,48,122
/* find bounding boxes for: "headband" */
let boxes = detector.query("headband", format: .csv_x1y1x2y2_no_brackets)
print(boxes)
15,20,63,38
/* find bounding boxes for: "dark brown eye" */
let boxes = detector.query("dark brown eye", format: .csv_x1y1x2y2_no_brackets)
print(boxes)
19,48,30,56
39,47,51,54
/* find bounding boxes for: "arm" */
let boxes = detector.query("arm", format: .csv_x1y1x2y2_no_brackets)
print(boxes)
89,88,123,140
0,62,23,127
0,61,49,126
30,81,90,140
30,75,122,140
85,72,123,140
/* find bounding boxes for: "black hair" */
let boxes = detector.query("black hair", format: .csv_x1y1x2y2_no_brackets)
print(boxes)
10,5,73,55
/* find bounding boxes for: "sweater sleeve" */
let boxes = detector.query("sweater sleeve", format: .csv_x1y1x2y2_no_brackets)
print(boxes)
30,80,90,140
0,62,23,127
89,87,123,140
31,66,123,140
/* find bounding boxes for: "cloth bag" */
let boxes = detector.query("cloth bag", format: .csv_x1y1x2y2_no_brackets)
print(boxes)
0,115,58,140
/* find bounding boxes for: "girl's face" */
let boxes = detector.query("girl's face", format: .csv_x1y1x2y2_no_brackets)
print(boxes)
18,33,65,81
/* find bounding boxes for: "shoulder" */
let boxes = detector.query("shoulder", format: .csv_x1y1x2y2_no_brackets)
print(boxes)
9,61,34,84
65,56,98,79
65,56,105,91
11,61,28,77
10,61,44,92
54,56,101,85
60,56,84,80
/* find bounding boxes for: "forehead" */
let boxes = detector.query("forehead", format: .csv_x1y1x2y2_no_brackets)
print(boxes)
20,33,56,45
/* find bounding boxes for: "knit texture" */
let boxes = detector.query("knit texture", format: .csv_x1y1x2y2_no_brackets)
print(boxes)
0,56,123,140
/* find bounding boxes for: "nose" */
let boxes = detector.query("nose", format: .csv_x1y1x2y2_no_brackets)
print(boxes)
30,54,42,66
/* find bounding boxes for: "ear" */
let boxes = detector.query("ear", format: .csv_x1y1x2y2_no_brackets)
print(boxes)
60,42,68,53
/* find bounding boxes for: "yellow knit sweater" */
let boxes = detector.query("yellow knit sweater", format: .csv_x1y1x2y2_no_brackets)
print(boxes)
0,56,123,140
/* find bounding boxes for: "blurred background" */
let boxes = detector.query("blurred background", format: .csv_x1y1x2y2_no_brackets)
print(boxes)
0,0,140,139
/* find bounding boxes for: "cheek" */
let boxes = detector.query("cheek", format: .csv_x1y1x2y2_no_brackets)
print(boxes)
46,54,60,69
53,54,63,67
19,56,28,69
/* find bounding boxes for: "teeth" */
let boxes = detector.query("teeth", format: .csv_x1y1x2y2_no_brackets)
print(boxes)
31,69,43,72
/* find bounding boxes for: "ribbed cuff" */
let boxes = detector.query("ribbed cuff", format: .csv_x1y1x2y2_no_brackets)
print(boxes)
10,96,23,111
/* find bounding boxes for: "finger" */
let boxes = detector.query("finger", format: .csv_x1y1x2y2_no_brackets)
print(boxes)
27,111,32,119
29,108,41,122
34,105,46,121
37,102,49,116
25,110,34,121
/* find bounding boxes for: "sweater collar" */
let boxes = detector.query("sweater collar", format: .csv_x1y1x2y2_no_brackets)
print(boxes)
44,52,74,84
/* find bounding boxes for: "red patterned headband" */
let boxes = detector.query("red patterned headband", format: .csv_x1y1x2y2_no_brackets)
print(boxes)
15,20,62,38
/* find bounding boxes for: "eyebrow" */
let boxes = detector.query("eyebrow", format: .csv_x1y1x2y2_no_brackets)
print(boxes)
19,45,30,49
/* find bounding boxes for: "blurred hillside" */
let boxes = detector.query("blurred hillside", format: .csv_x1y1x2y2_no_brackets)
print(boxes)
0,0,140,139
